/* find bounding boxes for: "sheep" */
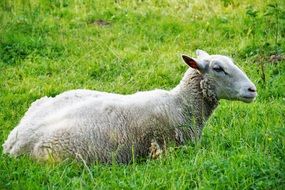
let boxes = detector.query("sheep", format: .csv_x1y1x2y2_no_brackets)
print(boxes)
2,50,257,164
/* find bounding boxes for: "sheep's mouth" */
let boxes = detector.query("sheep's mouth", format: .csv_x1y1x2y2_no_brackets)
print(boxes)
242,95,256,99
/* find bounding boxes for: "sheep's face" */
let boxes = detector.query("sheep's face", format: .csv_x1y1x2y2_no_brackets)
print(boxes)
182,50,257,103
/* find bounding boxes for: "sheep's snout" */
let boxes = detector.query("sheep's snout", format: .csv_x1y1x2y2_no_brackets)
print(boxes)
239,83,257,103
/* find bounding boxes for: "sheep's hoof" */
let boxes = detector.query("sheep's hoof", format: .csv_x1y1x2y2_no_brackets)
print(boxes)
149,140,163,159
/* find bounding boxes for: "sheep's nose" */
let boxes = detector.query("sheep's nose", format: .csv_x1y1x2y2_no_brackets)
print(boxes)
248,86,256,93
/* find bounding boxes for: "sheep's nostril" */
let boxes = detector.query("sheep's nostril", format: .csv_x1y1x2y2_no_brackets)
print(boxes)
248,87,256,92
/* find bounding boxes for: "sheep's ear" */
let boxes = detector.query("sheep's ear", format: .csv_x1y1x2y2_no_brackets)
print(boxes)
182,55,206,72
196,49,210,59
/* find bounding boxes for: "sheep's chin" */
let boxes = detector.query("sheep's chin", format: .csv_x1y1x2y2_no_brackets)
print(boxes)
238,96,256,103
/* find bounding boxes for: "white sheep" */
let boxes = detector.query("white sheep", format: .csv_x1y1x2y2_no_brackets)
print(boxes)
2,50,257,164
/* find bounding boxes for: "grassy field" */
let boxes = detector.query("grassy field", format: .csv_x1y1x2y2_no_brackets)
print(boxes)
0,0,285,189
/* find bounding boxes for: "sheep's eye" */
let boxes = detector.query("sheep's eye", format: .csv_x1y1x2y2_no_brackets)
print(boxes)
213,66,226,74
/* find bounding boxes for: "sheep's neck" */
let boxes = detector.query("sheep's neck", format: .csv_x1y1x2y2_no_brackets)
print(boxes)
171,69,219,140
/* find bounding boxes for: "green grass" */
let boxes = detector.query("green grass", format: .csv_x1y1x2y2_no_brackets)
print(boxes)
0,0,285,189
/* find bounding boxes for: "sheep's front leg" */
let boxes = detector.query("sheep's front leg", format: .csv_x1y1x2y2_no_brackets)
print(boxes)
149,140,163,159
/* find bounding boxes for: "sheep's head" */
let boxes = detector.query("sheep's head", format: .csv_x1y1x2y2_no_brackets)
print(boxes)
182,50,257,103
